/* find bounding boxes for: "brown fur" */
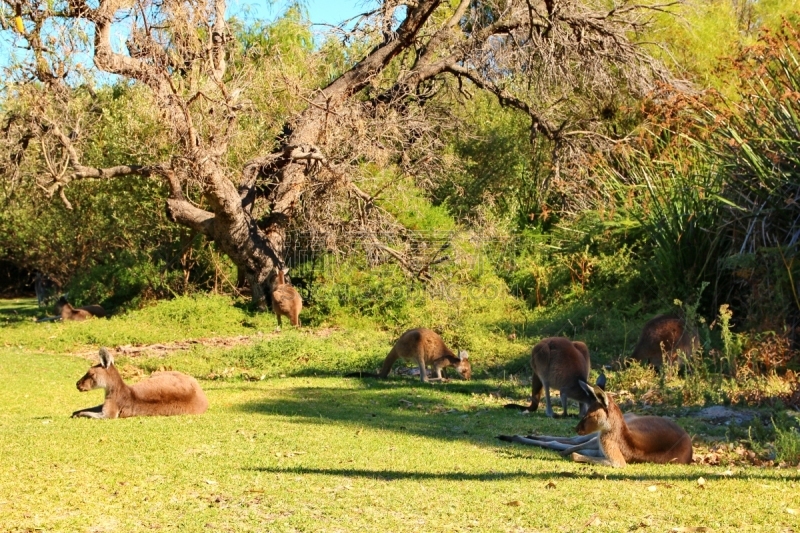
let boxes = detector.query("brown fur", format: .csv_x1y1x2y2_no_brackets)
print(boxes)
72,348,208,419
572,382,693,467
506,337,593,417
631,314,700,368
270,268,302,329
378,328,471,383
56,296,106,321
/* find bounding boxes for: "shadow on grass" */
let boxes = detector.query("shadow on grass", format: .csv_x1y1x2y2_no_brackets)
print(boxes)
247,466,532,481
247,465,800,482
235,378,615,445
0,298,42,324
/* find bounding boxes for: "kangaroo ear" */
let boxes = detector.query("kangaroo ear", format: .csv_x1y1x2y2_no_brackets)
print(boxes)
458,350,469,360
98,347,114,368
595,372,607,391
578,380,597,401
593,386,609,408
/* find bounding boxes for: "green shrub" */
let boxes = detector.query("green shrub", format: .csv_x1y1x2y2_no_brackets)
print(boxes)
774,424,800,464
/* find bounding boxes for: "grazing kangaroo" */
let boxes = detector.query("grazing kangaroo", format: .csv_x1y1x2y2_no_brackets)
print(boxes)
269,267,302,330
505,337,593,417
500,381,693,467
631,314,700,368
72,347,208,419
346,328,471,382
55,296,107,321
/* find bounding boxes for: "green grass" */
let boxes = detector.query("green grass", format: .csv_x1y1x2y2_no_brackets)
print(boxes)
1,297,799,532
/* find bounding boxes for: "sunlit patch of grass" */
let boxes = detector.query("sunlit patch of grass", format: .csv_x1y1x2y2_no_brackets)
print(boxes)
1,348,798,532
0,294,277,354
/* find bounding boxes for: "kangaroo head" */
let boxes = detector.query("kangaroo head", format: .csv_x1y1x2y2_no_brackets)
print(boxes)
76,348,115,392
575,380,611,435
55,295,69,314
456,350,472,380
272,266,290,287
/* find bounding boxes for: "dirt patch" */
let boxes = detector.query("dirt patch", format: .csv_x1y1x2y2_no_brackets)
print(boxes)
115,335,263,357
73,327,345,360
696,405,758,425
69,335,263,360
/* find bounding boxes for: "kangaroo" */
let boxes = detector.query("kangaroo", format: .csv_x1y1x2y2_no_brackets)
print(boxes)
55,296,106,321
34,271,58,308
505,337,593,417
631,314,700,368
498,381,693,467
347,328,471,382
569,380,693,466
269,267,302,330
72,347,208,419
499,374,615,457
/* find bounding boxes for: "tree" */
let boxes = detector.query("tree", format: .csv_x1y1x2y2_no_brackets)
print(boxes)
0,0,674,306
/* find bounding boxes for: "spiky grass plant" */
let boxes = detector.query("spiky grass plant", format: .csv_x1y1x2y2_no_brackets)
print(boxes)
704,22,800,330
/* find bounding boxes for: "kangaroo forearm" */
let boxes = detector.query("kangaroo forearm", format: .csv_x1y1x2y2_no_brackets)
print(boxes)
72,405,107,418
571,451,612,464
559,436,600,456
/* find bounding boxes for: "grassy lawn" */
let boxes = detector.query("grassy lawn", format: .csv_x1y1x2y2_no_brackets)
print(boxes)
1,298,799,532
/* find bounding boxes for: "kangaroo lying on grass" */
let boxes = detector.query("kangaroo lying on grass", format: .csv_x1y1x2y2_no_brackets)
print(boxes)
499,380,693,467
631,314,700,369
505,337,593,417
37,296,106,322
346,328,471,383
56,296,106,321
270,267,302,330
72,348,208,419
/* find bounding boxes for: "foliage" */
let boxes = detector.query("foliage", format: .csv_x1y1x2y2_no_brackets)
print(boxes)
645,0,800,97
705,22,800,333
438,94,553,229
483,209,651,322
598,144,727,304
0,4,798,385
774,424,800,464
717,303,743,377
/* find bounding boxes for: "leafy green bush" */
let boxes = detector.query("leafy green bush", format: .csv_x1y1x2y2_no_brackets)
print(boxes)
704,22,800,333
600,146,727,303
774,425,800,465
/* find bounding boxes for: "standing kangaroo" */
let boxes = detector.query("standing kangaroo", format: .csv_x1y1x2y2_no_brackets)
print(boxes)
348,328,471,382
55,296,106,321
505,337,593,417
269,267,302,330
498,381,693,467
72,348,208,419
631,314,700,368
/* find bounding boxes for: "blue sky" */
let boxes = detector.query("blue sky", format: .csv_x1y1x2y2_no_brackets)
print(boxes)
236,1,375,28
